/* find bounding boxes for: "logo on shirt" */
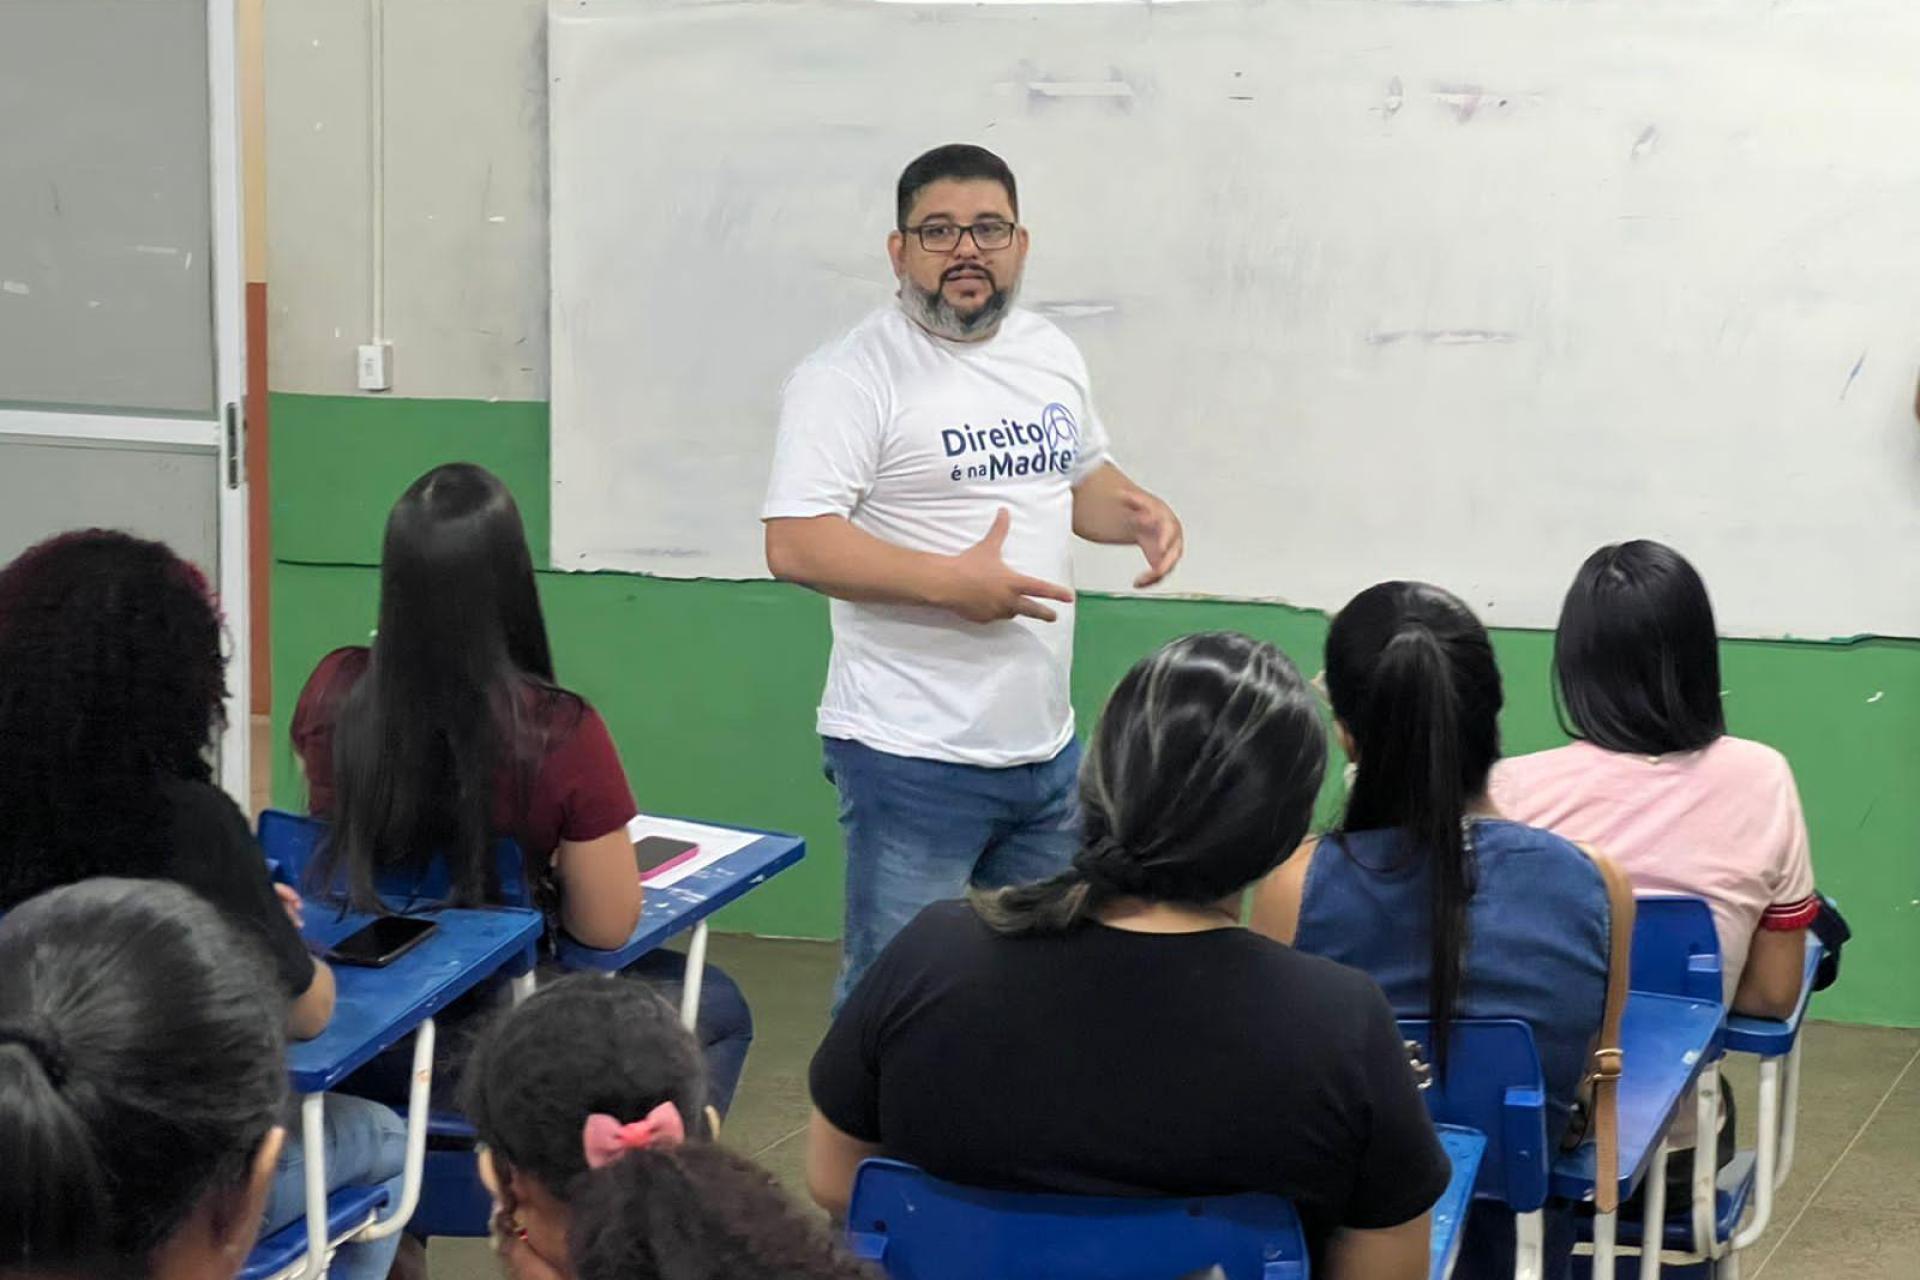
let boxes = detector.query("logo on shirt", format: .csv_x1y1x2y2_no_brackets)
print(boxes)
942,403,1078,483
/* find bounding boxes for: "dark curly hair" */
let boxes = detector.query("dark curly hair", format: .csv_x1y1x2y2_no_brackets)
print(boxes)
466,975,874,1280
0,530,227,906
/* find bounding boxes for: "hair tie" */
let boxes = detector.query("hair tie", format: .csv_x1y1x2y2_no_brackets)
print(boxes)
1072,833,1158,895
0,1024,67,1087
582,1102,686,1170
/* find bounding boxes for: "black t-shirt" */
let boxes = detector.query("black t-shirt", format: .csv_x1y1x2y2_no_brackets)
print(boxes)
157,778,317,998
810,902,1450,1263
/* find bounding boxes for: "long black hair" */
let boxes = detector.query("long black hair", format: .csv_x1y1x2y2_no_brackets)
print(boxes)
313,463,581,908
0,530,227,907
1325,582,1502,1076
0,878,285,1272
972,631,1327,935
465,976,872,1280
1554,540,1726,757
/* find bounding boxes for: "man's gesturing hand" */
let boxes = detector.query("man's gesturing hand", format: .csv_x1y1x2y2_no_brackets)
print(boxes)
937,508,1076,624
1122,489,1184,588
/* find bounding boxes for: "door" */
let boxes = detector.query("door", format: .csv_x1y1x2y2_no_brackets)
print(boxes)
0,0,251,799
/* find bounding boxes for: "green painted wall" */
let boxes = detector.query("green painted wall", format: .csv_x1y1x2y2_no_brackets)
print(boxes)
271,393,1920,1026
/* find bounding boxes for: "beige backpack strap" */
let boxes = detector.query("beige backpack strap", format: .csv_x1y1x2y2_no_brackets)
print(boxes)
1578,843,1636,1215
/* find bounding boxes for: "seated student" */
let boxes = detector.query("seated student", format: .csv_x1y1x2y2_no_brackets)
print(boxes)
1492,541,1818,1208
0,530,406,1280
291,462,752,1113
0,878,287,1280
809,631,1448,1280
1492,540,1818,1017
1252,582,1612,1280
464,974,873,1280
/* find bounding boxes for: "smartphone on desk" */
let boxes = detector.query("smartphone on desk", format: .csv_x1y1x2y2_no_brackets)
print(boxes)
634,835,700,881
322,915,438,968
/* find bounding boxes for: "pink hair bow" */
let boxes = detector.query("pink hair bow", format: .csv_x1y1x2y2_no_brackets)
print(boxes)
582,1102,686,1169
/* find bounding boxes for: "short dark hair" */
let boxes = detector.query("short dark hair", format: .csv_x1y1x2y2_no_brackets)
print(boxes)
896,144,1018,228
0,878,286,1269
1554,540,1726,757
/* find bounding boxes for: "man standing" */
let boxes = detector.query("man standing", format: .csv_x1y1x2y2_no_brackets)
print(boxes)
763,144,1184,1003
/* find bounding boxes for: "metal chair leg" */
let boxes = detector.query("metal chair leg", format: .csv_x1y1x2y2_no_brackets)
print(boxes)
1515,1209,1546,1280
356,1018,435,1240
680,919,709,1032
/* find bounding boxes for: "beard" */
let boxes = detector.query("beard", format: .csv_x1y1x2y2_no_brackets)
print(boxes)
898,265,1021,341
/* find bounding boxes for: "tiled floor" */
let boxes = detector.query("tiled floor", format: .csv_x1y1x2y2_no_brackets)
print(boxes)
421,933,1918,1278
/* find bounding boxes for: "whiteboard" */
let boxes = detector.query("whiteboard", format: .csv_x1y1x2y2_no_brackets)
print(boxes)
550,0,1920,639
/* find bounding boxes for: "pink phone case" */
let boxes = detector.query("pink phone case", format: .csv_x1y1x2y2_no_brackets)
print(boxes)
638,842,702,882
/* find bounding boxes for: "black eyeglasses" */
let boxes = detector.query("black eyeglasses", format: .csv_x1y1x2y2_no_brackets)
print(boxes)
902,219,1017,253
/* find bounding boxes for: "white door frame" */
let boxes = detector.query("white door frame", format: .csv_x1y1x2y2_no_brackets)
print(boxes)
0,0,251,804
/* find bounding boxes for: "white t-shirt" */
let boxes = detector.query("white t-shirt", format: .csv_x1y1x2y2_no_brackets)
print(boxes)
762,304,1112,767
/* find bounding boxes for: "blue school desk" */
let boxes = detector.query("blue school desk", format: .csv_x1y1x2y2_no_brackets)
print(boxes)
552,825,806,1029
1433,1126,1488,1280
405,824,805,1239
277,905,544,1280
259,808,806,1033
1551,991,1724,1280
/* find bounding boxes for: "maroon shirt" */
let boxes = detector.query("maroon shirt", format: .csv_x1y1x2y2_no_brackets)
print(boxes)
291,646,636,862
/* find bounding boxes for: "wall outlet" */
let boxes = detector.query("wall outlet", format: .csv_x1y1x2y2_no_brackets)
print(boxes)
356,342,393,392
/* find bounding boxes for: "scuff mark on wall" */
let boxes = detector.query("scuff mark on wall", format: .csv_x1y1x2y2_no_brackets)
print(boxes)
1841,350,1867,400
1366,328,1519,346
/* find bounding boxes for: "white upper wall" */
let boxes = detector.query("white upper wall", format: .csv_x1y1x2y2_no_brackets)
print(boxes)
265,0,547,400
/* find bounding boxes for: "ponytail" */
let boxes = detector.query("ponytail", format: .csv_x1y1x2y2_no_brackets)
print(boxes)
1345,628,1475,1077
969,867,1103,937
0,1040,108,1267
568,1144,873,1280
1327,583,1503,1083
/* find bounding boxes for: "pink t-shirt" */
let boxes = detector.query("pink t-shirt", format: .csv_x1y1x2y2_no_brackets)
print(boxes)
1492,737,1818,1002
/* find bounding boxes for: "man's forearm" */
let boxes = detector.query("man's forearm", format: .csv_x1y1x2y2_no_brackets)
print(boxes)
765,515,955,607
1071,462,1143,544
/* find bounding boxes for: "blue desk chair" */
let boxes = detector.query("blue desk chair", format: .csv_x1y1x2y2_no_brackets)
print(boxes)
1400,1019,1554,1280
256,809,739,1241
258,808,536,917
1631,897,1724,1004
240,1187,389,1280
843,1159,1311,1280
259,809,541,1243
1595,896,1823,1277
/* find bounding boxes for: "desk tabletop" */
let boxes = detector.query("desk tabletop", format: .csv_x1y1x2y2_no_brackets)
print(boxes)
555,827,805,971
290,906,544,1093
1432,1126,1486,1280
1551,992,1724,1201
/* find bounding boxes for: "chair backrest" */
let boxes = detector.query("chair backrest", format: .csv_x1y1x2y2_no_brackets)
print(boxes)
256,809,533,911
1630,894,1723,1003
1399,1018,1550,1213
844,1159,1308,1280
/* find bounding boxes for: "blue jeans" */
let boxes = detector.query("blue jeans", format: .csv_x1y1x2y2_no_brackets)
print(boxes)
260,1092,407,1280
825,736,1082,1009
614,949,755,1118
